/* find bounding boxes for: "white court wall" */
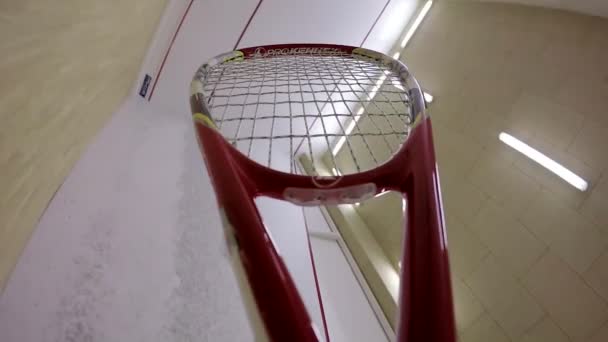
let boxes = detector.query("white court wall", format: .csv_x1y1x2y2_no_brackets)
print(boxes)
0,0,420,340
0,95,253,342
147,0,261,111
238,0,386,47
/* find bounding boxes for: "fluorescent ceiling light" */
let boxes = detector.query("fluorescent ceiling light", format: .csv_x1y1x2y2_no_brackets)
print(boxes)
367,89,379,100
333,2,434,156
400,0,433,48
333,119,353,155
332,76,387,155
374,191,391,198
423,92,434,103
375,74,387,88
498,132,588,191
393,82,405,90
332,118,356,155
367,74,387,99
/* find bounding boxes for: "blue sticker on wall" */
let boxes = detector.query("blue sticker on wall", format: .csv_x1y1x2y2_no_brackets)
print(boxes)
140,74,152,98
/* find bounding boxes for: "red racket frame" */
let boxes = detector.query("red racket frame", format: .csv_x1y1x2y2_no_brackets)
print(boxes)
190,44,455,342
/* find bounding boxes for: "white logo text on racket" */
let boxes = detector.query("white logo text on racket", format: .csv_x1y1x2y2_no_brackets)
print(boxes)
252,47,342,58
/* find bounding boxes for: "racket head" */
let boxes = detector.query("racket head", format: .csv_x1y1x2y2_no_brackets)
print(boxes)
189,44,455,342
190,44,427,204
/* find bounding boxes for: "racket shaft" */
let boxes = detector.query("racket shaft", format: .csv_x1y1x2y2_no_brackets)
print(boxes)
194,123,318,341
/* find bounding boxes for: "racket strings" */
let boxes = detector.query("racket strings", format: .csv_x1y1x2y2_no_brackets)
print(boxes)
314,55,381,170
200,52,413,175
329,56,405,164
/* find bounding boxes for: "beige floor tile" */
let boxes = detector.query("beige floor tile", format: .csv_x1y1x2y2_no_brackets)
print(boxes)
524,252,608,341
466,256,518,315
521,189,606,274
426,93,470,133
466,254,545,339
453,277,485,333
469,201,546,277
460,313,510,342
519,42,572,103
465,72,523,120
460,81,523,148
434,124,484,181
462,110,509,151
405,49,471,96
584,250,608,302
567,118,608,174
446,218,489,279
494,289,545,340
519,316,569,342
587,321,608,342
506,94,585,151
538,8,596,44
468,149,542,218
441,176,488,227
581,175,608,232
554,65,608,129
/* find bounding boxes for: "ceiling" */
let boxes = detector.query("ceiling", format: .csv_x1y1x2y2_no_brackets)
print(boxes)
352,1,608,340
452,0,608,18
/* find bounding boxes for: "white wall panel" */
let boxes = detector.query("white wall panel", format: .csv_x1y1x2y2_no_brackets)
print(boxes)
149,0,259,111
132,0,193,98
238,0,387,47
310,237,390,342
255,198,327,341
0,98,252,342
303,205,392,342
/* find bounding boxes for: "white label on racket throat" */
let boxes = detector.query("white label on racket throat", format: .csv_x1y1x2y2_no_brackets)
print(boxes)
284,183,377,206
252,47,343,58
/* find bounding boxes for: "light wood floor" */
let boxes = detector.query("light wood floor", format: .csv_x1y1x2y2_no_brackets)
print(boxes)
0,0,168,292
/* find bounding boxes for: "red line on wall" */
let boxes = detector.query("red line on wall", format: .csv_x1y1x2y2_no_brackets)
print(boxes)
360,0,392,47
306,232,331,342
233,0,264,50
147,0,196,101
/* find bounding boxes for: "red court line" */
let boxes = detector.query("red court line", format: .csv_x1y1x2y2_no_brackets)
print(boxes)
233,0,264,50
360,0,392,47
148,0,195,101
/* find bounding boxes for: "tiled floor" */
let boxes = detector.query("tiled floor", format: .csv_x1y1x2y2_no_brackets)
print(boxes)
402,2,608,341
